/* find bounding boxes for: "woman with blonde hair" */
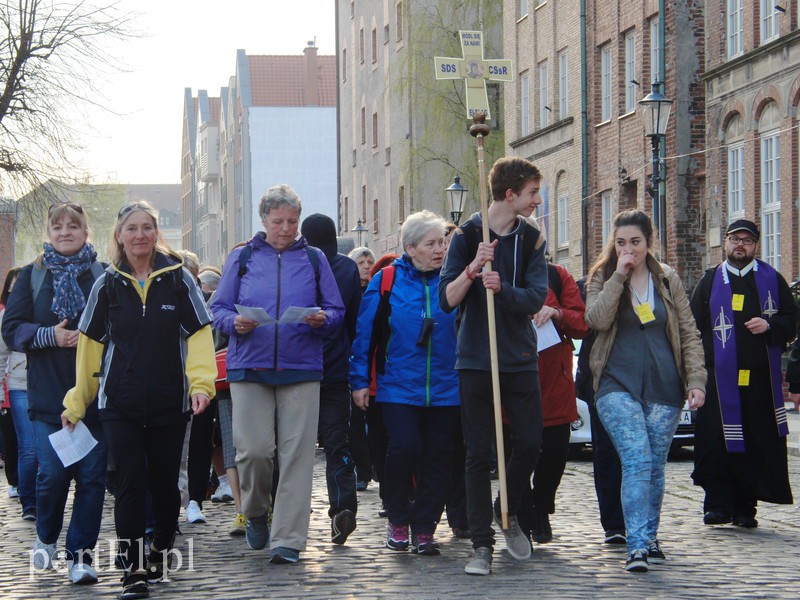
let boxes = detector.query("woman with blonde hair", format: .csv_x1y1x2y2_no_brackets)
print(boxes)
585,209,705,572
62,200,216,598
2,202,107,585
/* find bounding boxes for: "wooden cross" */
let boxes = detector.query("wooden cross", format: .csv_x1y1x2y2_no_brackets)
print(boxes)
434,30,513,120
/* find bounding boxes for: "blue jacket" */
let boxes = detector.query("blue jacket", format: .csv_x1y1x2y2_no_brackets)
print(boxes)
210,233,345,375
321,252,362,383
349,256,460,407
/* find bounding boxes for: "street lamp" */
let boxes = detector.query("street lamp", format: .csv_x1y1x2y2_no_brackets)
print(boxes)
638,80,672,253
445,175,468,225
351,219,368,246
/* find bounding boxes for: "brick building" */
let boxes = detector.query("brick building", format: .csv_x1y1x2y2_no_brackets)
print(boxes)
705,1,800,283
503,0,584,275
585,0,706,287
337,0,505,254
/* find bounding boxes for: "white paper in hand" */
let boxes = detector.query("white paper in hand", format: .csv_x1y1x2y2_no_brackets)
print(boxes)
49,421,98,468
235,304,276,326
533,319,561,353
279,306,321,324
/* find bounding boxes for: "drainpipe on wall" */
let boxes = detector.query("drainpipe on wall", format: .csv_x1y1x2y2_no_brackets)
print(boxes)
659,0,667,254
580,0,589,275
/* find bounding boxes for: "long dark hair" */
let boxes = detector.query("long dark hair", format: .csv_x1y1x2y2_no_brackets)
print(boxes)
588,209,654,285
1,267,21,306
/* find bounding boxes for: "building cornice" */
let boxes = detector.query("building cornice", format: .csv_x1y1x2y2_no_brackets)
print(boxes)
704,30,800,81
509,116,574,149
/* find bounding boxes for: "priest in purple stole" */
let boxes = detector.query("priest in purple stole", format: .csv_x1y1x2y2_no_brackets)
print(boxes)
689,220,796,527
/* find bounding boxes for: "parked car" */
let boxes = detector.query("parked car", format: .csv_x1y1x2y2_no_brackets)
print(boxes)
567,339,696,451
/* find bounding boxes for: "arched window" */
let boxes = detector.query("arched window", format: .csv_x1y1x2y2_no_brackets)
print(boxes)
725,114,745,220
758,101,781,268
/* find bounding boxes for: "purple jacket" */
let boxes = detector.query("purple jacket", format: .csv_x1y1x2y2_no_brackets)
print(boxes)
210,233,344,373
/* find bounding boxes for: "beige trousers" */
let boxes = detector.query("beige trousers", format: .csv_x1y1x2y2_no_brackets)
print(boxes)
230,380,320,552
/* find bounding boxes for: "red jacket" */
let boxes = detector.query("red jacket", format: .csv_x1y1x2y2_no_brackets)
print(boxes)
538,264,588,427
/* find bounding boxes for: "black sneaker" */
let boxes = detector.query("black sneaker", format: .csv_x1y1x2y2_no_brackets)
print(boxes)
331,509,357,545
703,510,732,525
120,572,149,599
22,507,37,522
145,549,170,583
604,528,626,544
647,540,666,564
733,515,758,528
530,512,553,544
625,549,648,573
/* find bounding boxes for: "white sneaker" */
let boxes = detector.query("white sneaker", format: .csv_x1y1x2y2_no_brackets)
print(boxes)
68,562,98,584
8,485,19,498
211,481,233,503
33,538,57,570
185,500,206,523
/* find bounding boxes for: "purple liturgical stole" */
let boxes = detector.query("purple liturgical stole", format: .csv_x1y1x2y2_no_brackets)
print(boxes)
709,260,788,453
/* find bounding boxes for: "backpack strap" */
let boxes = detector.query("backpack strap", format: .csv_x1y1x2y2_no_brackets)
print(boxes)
368,265,397,376
30,264,46,303
89,261,105,281
379,265,396,297
305,247,322,307
546,263,563,303
237,245,255,277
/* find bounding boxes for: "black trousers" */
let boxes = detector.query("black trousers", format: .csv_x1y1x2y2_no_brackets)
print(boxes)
348,399,373,484
319,382,357,517
187,400,217,507
365,397,388,500
104,419,185,572
525,423,571,514
459,369,542,550
588,402,624,533
0,408,18,487
445,417,468,530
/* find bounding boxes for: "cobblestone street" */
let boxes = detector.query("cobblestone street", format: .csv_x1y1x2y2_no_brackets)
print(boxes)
2,441,799,599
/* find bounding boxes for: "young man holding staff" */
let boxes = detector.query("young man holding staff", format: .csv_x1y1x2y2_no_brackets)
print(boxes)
439,156,548,575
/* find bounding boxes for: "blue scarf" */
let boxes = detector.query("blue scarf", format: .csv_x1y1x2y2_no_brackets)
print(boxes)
41,242,98,321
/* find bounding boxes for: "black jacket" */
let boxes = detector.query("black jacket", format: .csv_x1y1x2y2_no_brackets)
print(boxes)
1,261,103,425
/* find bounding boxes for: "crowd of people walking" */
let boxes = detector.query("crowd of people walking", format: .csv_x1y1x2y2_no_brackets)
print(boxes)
1,157,798,598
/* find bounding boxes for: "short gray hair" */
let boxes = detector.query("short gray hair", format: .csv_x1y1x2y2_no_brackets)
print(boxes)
258,184,302,221
198,270,220,291
348,246,375,262
401,210,447,250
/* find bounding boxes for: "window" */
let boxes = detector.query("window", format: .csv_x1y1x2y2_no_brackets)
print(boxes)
520,73,530,136
539,61,549,128
558,50,568,118
601,191,613,245
360,107,366,144
650,18,663,82
760,0,778,43
727,0,743,58
361,185,367,221
398,185,406,223
396,2,403,42
359,27,365,63
342,48,347,82
373,198,379,233
371,28,377,63
761,132,780,268
520,0,528,17
557,193,569,248
372,112,378,147
728,143,745,219
624,30,637,114
601,45,612,121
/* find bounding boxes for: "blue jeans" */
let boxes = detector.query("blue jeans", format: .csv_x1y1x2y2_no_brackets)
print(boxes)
595,392,681,555
31,419,108,565
9,390,37,512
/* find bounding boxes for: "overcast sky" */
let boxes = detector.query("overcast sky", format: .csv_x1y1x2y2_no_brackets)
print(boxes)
78,0,336,184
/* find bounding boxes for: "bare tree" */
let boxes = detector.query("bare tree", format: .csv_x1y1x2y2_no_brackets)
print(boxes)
0,0,135,203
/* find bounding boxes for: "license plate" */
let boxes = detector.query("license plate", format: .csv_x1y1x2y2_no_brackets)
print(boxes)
679,410,693,425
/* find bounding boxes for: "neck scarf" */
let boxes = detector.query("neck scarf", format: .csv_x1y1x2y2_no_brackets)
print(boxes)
41,242,98,321
709,259,788,452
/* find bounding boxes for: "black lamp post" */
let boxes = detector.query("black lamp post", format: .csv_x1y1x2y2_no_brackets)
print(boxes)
351,219,368,246
638,81,672,254
445,175,468,225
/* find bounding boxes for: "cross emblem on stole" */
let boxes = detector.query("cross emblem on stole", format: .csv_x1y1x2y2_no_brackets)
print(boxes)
762,290,778,318
713,306,734,348
434,30,513,120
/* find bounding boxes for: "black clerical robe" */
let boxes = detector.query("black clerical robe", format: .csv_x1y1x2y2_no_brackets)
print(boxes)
690,262,795,505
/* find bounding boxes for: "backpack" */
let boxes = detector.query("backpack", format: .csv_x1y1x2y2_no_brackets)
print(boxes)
30,261,105,304
367,265,396,376
236,243,321,306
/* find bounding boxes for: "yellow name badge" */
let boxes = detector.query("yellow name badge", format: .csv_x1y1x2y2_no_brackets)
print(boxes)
732,294,745,312
634,302,656,324
738,370,750,386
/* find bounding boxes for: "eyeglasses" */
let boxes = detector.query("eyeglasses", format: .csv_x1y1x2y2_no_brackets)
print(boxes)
48,202,84,216
728,236,756,246
118,201,149,219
